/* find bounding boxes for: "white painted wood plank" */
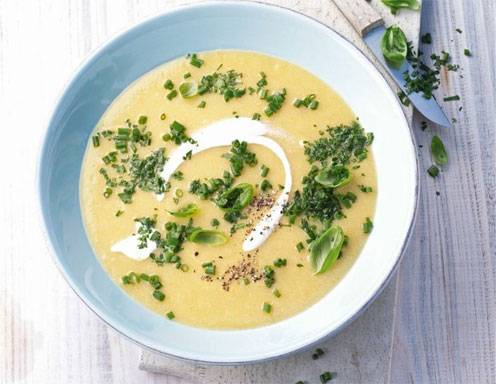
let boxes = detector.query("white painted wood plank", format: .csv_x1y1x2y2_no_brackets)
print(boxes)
388,0,496,383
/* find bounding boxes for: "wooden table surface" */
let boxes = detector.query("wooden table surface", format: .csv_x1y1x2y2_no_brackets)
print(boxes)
1,1,494,383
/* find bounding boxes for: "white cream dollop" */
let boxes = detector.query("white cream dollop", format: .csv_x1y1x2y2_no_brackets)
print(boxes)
112,118,292,259
111,223,157,260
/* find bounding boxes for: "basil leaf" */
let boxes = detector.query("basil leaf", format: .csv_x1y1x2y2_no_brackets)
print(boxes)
309,226,345,274
381,26,408,69
168,203,199,217
314,165,352,188
216,183,254,212
381,0,420,14
188,229,228,246
178,81,198,98
431,135,448,166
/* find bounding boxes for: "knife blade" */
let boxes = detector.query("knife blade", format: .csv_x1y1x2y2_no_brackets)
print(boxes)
332,0,451,127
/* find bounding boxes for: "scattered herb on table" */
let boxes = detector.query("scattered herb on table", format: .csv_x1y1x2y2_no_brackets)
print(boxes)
431,135,448,166
381,0,420,14
427,165,440,178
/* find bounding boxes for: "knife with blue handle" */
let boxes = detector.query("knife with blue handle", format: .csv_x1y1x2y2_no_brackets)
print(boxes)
332,0,451,127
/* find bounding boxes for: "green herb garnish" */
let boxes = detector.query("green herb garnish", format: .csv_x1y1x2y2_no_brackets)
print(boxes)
178,81,198,98
188,229,228,246
309,226,345,274
260,164,270,177
443,95,460,102
293,94,319,110
363,217,373,234
381,0,420,14
166,311,175,320
164,79,174,90
273,258,287,268
260,179,272,192
262,302,272,314
216,183,255,213
381,26,408,68
431,135,448,166
319,371,333,383
263,265,275,287
168,203,199,218
314,165,352,188
197,100,206,108
223,140,257,176
166,89,178,100
273,289,281,298
163,121,196,145
427,165,440,178
202,261,216,275
188,53,204,68
264,89,286,116
198,69,245,102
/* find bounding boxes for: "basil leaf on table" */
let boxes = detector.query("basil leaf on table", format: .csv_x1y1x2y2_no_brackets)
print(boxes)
431,135,448,166
381,26,408,69
381,0,420,14
309,226,345,274
188,229,228,246
314,164,352,188
168,203,199,217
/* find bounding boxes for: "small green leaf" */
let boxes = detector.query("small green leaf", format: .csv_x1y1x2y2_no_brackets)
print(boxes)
188,229,228,246
381,0,420,14
309,226,345,274
168,203,199,217
178,81,198,98
431,135,448,166
381,26,408,68
216,183,254,212
315,165,352,188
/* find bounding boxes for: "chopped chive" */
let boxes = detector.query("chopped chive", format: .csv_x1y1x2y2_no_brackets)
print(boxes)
153,290,165,301
443,95,460,102
166,311,175,320
92,135,100,147
160,113,166,120
260,164,270,177
308,100,319,110
293,98,303,107
273,289,281,298
167,89,178,100
189,53,204,68
138,115,147,125
211,218,220,228
103,187,112,198
260,179,272,192
427,165,440,178
262,302,272,314
183,72,191,79
252,112,261,121
363,217,373,234
273,258,287,268
162,133,171,142
197,100,206,108
320,371,333,383
456,28,463,33
464,48,472,57
163,79,174,90
312,347,325,360
183,150,192,160
421,33,432,44
115,210,124,217
296,242,305,252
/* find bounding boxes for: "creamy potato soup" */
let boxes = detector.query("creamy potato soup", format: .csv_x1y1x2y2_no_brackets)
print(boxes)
81,51,376,329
